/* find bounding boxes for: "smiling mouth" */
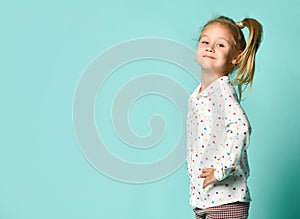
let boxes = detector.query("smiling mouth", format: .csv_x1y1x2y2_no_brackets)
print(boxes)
203,55,216,59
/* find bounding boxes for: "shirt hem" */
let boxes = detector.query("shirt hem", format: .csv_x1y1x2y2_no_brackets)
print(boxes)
190,198,251,209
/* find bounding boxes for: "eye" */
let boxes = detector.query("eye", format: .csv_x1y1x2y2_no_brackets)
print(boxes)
201,40,209,45
217,43,225,48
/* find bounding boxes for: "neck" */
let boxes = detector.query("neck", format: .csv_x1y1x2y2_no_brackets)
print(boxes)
200,69,223,92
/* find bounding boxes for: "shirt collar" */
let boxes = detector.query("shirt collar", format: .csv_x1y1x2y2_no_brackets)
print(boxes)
198,76,229,97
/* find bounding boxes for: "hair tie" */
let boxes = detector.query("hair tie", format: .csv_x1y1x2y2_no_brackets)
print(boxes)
236,21,245,28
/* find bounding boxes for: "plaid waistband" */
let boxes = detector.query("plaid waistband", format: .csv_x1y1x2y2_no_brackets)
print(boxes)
193,202,250,219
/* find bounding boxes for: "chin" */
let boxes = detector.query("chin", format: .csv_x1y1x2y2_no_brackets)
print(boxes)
196,57,212,69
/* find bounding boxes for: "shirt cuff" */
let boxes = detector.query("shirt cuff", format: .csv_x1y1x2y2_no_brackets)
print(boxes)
214,168,223,181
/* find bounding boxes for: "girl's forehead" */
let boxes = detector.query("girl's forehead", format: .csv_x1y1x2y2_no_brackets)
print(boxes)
202,23,232,35
200,23,235,43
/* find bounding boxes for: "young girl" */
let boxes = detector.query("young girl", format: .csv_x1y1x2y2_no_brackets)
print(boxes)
187,16,263,219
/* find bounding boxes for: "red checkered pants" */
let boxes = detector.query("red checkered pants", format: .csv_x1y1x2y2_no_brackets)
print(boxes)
193,202,250,219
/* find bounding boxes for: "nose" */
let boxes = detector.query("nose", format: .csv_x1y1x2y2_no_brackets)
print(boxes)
205,46,214,52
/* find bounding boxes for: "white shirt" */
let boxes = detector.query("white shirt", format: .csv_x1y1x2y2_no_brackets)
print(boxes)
186,76,251,209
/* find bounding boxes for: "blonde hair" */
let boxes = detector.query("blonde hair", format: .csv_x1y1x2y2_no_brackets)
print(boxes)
200,16,263,100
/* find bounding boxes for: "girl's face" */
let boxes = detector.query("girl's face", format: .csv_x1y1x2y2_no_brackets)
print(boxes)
196,23,240,75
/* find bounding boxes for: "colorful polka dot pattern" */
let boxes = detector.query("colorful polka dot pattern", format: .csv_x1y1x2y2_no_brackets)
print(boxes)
186,76,251,209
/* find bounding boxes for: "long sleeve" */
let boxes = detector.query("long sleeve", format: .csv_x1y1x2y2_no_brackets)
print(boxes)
214,110,251,181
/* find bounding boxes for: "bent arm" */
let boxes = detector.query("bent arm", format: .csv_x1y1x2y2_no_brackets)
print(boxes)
214,115,250,181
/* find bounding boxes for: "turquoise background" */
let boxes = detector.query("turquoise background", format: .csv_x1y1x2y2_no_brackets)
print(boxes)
1,0,300,218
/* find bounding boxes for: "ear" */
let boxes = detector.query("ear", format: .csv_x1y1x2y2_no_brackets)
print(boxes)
231,50,243,65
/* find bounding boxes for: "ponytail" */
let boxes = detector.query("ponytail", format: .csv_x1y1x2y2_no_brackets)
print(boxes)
201,16,263,100
233,18,263,100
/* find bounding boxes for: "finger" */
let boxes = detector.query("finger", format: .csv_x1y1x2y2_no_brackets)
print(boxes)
201,170,212,177
203,179,209,189
202,169,213,175
200,172,209,178
202,168,209,173
203,177,214,188
202,168,214,173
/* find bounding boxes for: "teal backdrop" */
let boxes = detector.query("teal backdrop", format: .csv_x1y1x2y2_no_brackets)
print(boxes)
1,0,300,218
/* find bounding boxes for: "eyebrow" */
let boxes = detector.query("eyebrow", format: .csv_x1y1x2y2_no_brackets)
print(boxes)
200,34,231,43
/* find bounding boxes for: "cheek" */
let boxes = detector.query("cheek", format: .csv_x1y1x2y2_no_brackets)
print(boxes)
196,44,203,54
220,51,233,63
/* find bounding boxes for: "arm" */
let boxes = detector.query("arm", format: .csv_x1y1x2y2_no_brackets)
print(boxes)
200,108,250,188
213,113,250,181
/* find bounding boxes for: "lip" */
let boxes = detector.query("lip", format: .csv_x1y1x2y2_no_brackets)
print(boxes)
202,55,216,59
